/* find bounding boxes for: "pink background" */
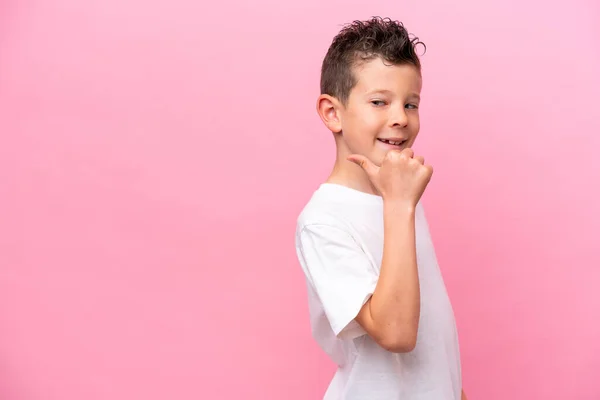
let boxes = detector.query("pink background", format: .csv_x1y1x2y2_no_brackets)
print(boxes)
1,0,599,399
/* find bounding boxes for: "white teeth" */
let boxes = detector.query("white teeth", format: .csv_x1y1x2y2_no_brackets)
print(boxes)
380,139,404,145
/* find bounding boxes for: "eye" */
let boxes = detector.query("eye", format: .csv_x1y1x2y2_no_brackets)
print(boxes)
371,100,386,107
405,103,419,110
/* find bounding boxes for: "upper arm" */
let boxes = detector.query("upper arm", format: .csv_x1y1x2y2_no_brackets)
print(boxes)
354,300,377,339
354,297,417,353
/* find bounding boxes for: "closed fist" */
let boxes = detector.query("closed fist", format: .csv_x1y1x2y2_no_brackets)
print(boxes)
347,148,433,206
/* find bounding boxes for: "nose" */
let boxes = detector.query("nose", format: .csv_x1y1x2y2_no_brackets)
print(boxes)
389,107,408,128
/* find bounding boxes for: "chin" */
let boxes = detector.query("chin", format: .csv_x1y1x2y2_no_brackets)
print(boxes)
369,153,387,167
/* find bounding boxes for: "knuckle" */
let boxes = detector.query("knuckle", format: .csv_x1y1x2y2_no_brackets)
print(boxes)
387,151,402,162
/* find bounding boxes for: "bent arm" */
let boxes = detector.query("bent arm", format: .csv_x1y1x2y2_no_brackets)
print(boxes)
355,202,420,353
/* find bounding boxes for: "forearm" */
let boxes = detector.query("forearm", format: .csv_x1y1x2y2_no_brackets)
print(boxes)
367,201,420,350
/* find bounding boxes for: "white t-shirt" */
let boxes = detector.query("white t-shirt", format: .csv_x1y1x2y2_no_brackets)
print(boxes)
295,183,462,400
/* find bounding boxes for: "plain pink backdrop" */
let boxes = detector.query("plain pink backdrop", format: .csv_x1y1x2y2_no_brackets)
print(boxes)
1,0,599,399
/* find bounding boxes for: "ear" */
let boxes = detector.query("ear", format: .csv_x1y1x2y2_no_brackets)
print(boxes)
316,94,343,133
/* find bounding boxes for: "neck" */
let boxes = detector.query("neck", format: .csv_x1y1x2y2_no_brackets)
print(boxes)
326,144,380,196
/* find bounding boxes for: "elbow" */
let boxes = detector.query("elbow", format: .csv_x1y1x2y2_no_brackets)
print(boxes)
378,329,418,353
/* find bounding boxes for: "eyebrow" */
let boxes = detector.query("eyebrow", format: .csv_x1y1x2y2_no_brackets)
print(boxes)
367,89,421,101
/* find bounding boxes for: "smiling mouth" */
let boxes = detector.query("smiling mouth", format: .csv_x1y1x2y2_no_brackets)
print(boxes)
377,138,406,146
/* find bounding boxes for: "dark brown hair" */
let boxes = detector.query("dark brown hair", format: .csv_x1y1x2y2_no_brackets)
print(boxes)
320,17,425,105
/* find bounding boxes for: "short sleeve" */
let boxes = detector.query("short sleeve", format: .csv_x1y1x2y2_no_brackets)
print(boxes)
296,223,379,340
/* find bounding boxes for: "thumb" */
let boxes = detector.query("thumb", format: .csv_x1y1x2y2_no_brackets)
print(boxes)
347,154,378,176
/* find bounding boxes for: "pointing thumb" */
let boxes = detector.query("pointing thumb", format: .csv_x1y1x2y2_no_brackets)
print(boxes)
347,154,377,176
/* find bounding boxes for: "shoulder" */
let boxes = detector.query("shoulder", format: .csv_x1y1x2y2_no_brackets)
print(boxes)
296,204,352,242
294,198,361,258
295,189,355,237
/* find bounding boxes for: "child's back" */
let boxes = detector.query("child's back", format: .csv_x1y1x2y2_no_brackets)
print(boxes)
295,17,464,400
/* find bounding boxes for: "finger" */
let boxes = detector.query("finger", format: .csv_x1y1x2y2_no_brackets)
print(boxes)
402,148,414,159
414,155,424,165
347,154,378,176
424,164,434,178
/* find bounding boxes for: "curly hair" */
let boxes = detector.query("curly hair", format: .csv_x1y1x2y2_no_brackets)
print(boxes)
320,17,425,105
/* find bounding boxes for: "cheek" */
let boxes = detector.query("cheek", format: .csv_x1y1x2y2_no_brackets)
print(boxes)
354,110,385,133
341,108,384,146
409,114,420,131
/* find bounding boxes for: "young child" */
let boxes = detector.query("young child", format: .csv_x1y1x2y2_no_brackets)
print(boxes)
295,17,466,400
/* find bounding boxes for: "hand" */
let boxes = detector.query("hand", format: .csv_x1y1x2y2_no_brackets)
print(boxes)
347,148,433,206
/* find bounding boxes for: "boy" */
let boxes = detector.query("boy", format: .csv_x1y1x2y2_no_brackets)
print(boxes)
295,17,466,399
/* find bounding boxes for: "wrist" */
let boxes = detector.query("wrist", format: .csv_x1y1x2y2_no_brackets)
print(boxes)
383,199,417,215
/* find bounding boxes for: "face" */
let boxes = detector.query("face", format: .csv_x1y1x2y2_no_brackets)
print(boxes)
334,58,422,166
